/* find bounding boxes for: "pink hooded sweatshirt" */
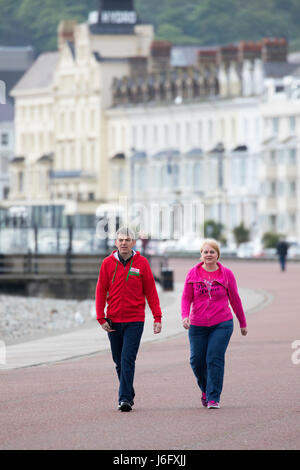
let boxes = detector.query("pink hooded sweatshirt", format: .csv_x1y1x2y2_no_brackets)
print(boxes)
181,262,247,328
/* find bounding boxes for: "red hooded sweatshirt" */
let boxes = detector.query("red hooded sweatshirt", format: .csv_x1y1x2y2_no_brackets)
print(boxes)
95,250,162,325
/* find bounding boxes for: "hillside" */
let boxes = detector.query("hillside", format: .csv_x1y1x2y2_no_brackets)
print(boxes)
0,0,299,54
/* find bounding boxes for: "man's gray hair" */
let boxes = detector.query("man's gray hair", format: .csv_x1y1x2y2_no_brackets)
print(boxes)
116,227,136,240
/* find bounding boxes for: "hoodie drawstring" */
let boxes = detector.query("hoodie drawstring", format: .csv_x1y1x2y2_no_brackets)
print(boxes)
112,257,134,284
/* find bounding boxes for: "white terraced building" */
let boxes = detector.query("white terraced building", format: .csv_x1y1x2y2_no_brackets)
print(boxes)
259,66,300,241
8,0,300,243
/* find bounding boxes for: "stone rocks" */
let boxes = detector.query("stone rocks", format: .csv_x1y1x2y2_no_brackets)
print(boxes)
0,295,96,344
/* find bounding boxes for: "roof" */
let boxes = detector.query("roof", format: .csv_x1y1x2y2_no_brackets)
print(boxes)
263,61,300,78
0,46,34,72
11,52,59,94
288,52,300,64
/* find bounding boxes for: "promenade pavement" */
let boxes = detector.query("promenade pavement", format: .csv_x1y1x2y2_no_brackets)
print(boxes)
1,282,268,370
1,259,299,451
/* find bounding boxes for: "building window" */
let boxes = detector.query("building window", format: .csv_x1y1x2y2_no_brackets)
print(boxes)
198,120,203,144
1,133,8,146
193,161,203,189
164,124,169,147
269,215,276,230
142,125,147,147
270,150,276,164
119,167,125,191
60,112,65,132
275,85,284,93
90,110,95,132
3,187,9,199
289,213,296,230
1,156,8,173
131,126,137,147
289,181,296,196
172,163,179,189
176,123,181,147
279,149,285,164
289,116,296,133
231,118,236,141
272,117,279,135
208,120,213,142
220,118,225,140
278,181,284,196
18,171,24,192
270,181,277,197
185,122,190,145
153,125,158,145
136,166,145,191
288,148,297,165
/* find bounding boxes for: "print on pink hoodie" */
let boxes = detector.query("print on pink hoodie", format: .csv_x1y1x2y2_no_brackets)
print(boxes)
181,262,247,328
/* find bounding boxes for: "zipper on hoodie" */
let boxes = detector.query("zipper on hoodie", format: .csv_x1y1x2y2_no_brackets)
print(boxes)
111,257,134,284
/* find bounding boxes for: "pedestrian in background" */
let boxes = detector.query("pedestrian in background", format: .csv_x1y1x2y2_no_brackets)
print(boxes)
95,227,162,412
181,239,247,409
276,238,289,272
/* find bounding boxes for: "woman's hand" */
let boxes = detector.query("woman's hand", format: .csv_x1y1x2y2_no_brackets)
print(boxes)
241,327,248,336
182,318,190,330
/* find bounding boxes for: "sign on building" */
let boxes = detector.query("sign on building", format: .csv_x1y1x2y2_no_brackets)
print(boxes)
99,0,137,25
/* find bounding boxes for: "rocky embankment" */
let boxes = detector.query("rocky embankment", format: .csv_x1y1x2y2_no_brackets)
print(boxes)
0,295,96,345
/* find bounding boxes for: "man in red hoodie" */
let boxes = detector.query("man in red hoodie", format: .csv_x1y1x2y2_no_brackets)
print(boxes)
95,227,162,412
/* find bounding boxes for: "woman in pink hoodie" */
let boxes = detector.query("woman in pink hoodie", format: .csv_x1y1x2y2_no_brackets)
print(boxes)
181,239,248,409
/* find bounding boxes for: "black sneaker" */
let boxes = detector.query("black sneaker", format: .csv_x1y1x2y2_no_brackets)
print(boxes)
119,401,132,412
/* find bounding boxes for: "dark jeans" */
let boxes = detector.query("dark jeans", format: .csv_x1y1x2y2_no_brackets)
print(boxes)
188,319,233,403
279,254,287,271
108,322,144,405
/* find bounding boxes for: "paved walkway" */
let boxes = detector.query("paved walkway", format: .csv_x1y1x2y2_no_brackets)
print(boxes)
1,260,299,450
1,283,268,370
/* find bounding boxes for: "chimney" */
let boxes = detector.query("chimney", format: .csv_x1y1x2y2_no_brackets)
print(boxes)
261,38,287,62
238,41,262,63
149,40,172,74
218,44,239,67
198,49,218,67
58,20,76,50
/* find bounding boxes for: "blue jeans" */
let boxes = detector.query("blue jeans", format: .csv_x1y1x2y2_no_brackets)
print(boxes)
279,254,286,271
188,319,233,403
108,322,144,405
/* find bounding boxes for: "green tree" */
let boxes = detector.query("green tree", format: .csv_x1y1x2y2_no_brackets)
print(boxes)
262,232,285,248
0,0,299,55
204,219,225,242
233,222,250,247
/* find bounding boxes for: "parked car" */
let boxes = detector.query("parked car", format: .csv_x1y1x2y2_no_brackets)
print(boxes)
288,242,300,259
237,241,264,258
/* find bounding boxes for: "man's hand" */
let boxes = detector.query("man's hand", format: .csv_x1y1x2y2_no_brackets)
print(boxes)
101,321,115,333
154,322,162,334
241,327,248,336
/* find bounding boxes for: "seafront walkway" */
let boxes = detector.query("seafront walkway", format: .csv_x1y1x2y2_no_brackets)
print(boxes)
1,259,299,450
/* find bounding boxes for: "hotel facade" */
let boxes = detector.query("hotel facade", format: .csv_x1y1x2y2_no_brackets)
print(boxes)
8,0,300,243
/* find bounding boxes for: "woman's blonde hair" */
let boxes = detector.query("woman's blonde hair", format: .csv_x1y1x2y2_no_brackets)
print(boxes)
200,239,220,259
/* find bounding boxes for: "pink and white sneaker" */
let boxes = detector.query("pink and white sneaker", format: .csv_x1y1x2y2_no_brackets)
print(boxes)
201,393,208,407
207,400,220,409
